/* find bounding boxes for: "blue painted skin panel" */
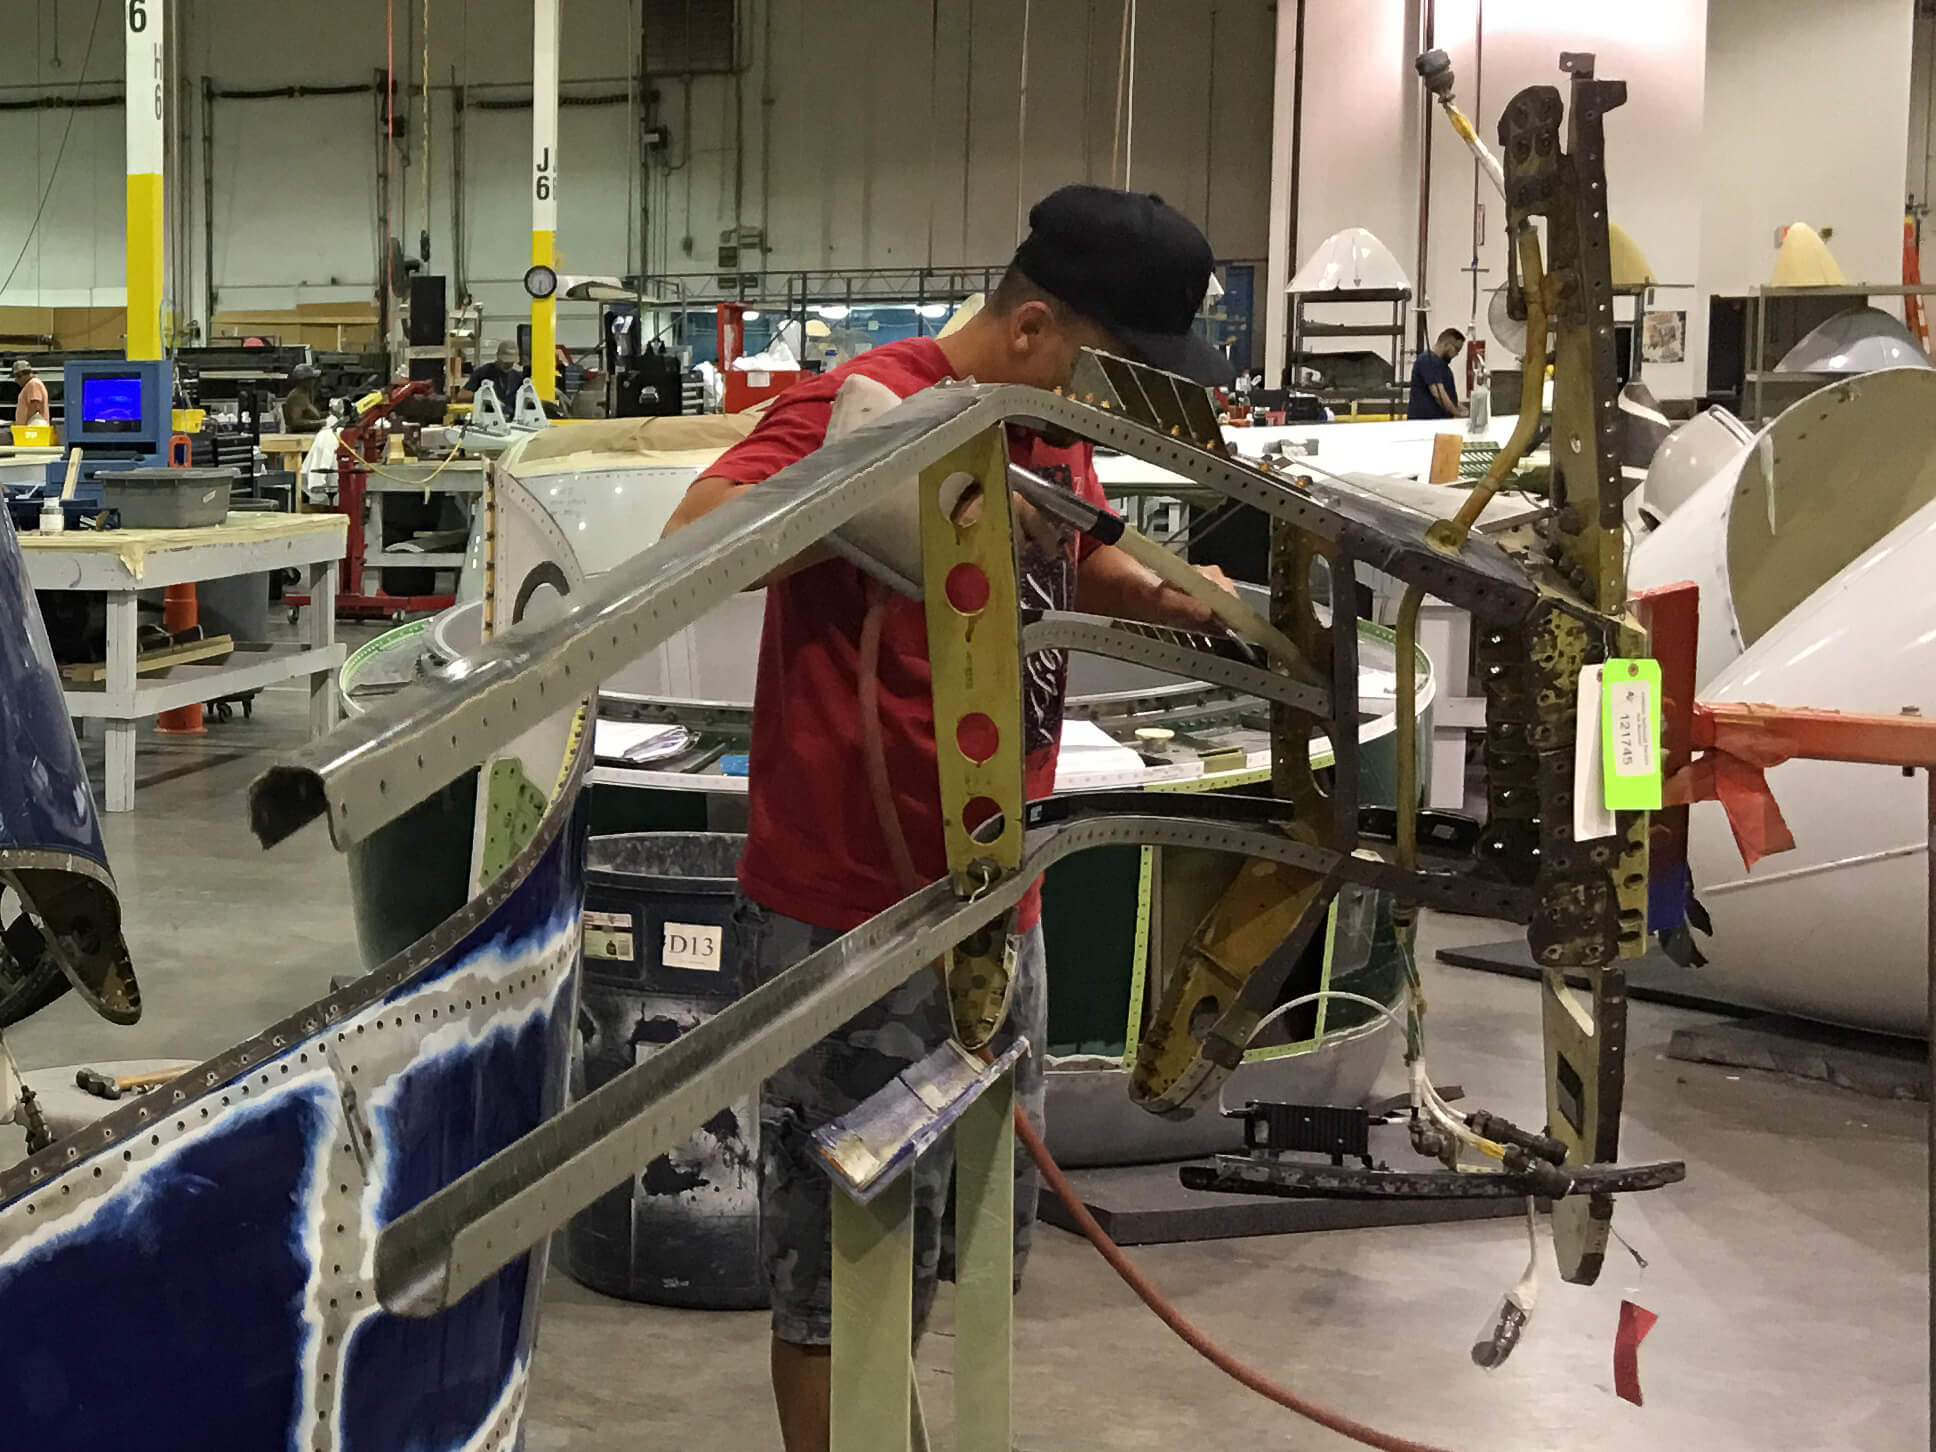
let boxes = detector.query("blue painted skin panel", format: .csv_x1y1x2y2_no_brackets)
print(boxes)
0,1087,328,1448
0,496,109,870
0,447,590,1448
0,804,587,1451
0,499,137,1024
343,1013,553,1451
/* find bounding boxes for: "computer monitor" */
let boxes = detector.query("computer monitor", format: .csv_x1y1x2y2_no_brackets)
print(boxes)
80,373,145,433
61,358,172,453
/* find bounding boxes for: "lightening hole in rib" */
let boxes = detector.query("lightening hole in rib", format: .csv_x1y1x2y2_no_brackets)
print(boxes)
962,797,1004,840
945,563,990,615
955,713,999,765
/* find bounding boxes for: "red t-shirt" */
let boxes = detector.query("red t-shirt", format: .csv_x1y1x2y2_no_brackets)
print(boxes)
707,337,1110,934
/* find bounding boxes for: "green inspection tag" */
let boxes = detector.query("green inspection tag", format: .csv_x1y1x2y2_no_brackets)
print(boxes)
1600,658,1663,811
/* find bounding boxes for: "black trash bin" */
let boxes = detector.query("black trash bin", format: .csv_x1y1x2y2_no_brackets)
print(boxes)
562,832,764,1309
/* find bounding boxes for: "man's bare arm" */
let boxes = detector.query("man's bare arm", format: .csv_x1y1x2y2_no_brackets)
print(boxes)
660,474,832,585
1076,542,1237,630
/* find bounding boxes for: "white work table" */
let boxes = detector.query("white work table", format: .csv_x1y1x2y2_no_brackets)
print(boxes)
22,512,348,810
1093,414,1534,813
360,457,486,583
1091,413,1524,491
0,447,62,490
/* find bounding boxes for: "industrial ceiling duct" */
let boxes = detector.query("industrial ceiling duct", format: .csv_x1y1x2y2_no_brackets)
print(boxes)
1774,306,1934,374
1287,227,1410,293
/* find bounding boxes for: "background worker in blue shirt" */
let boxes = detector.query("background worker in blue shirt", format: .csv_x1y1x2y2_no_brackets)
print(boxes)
1408,327,1466,419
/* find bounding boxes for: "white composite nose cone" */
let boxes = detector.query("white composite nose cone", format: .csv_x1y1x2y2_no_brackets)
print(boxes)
1628,367,1936,686
1288,228,1410,294
1775,306,1934,375
1684,492,1936,1034
1628,368,1936,1036
489,426,764,699
1769,222,1847,285
1637,406,1753,527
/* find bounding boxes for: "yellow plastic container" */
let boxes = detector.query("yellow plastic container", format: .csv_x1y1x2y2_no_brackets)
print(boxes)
171,407,205,433
14,424,53,447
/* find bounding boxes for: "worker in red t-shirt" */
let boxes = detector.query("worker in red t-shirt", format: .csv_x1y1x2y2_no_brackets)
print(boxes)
662,185,1238,1452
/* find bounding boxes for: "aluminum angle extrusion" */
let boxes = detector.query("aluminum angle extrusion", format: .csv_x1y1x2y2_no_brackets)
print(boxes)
371,802,1522,1316
249,374,1539,856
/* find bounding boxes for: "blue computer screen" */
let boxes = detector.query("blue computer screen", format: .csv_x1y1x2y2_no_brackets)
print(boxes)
81,374,144,433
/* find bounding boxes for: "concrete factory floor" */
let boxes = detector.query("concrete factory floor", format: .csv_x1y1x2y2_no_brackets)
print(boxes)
3,662,1924,1451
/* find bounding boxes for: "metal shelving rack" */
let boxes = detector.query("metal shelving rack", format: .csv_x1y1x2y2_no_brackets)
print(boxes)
360,459,486,608
1745,282,1936,421
1287,286,1411,416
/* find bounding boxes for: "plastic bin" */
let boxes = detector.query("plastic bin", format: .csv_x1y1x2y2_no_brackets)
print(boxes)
103,467,232,528
561,832,764,1308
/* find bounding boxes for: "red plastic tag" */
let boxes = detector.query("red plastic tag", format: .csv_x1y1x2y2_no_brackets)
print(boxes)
1614,1299,1659,1406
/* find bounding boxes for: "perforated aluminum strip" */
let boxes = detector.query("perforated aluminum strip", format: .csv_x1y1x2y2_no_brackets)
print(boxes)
373,804,1531,1315
252,379,1538,855
1021,611,1329,717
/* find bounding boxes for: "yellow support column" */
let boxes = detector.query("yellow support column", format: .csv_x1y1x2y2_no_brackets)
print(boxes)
531,0,559,401
532,230,556,402
125,0,166,360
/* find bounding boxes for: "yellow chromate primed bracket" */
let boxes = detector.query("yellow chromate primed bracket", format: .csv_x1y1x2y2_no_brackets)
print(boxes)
920,425,1026,1049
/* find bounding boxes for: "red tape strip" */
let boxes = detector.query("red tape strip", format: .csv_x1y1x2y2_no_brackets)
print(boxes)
1663,753,1797,870
1614,1299,1659,1407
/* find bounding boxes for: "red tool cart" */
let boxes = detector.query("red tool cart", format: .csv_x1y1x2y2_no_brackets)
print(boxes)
285,380,473,621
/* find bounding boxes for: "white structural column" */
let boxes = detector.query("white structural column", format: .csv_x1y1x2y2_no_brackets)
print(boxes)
1262,0,1299,386
531,0,560,400
126,0,165,359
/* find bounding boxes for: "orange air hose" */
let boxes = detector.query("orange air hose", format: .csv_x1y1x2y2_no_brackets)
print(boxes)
1011,1104,1458,1452
858,586,923,892
855,588,1461,1452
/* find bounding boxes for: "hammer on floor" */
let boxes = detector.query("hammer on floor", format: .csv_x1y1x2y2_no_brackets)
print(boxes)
75,1066,182,1101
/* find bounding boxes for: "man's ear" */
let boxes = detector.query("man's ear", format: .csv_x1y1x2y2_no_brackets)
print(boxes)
1009,298,1057,354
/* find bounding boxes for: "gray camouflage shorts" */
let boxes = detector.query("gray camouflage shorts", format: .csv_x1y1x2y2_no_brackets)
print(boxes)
730,893,1048,1348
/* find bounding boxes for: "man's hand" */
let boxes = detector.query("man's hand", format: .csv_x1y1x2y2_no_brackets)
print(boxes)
1078,542,1246,632
951,487,1071,557
1150,562,1241,631
1009,490,1068,557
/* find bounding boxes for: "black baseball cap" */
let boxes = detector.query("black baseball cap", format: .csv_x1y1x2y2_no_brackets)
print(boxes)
1011,185,1235,389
